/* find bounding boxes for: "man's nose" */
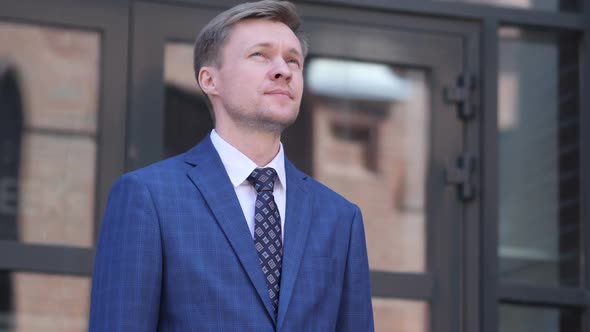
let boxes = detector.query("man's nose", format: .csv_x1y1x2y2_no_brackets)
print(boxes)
269,58,292,81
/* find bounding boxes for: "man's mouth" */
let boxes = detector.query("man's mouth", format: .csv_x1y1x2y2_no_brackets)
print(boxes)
265,89,293,99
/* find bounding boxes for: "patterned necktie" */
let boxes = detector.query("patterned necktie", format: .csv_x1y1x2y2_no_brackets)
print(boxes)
248,167,283,314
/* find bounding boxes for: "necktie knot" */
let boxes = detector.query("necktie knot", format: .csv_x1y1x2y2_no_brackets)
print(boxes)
248,167,277,193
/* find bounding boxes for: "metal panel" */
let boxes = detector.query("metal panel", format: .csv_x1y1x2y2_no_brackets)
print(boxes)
0,241,95,276
500,284,590,307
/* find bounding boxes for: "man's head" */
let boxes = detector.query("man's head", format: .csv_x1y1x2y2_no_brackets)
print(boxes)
193,0,307,134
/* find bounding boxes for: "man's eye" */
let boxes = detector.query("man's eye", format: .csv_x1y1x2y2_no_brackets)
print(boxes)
251,52,264,57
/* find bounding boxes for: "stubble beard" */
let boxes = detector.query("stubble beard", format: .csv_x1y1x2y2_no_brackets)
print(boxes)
225,102,299,135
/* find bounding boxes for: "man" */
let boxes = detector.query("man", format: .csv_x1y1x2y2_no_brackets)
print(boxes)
89,1,374,331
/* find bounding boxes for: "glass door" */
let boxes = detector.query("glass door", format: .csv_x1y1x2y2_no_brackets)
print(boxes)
128,3,480,331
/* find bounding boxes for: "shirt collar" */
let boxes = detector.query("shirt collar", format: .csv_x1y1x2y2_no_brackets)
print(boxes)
210,129,286,190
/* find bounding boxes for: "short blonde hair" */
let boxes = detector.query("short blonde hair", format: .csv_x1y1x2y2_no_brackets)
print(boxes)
193,0,308,86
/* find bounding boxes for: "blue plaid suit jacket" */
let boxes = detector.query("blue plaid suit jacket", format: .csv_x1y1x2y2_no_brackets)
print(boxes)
89,135,374,331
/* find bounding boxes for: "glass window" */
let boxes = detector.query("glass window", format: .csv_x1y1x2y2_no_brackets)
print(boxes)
434,0,579,12
0,271,90,332
304,58,429,273
500,304,581,332
373,298,429,332
497,27,580,287
0,22,100,247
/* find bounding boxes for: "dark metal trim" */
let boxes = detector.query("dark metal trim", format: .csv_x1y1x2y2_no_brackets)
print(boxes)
146,0,588,30
500,284,590,307
94,1,130,236
462,25,482,332
0,241,95,276
370,271,433,300
0,0,129,30
307,0,588,30
480,17,499,332
580,20,590,332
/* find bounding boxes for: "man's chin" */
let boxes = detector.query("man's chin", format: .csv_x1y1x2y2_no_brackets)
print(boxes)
253,109,299,133
253,116,297,134
225,106,299,134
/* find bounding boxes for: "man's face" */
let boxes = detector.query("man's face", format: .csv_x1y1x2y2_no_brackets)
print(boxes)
212,19,304,133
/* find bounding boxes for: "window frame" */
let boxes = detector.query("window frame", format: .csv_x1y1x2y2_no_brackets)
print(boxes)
0,0,129,275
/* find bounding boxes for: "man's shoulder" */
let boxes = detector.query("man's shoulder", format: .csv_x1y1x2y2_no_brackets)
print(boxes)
118,135,212,183
114,152,190,188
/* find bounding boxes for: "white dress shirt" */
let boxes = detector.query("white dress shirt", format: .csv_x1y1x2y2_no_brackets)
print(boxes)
210,129,286,241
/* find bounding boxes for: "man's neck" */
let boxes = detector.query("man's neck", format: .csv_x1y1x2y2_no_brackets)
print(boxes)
214,124,281,167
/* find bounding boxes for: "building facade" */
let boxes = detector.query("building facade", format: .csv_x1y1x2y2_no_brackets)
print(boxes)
0,0,589,331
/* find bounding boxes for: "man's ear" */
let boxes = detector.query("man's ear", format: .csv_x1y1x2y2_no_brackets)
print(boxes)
198,66,219,96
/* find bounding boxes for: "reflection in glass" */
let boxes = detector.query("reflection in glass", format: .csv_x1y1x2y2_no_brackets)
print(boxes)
0,271,90,332
0,22,99,133
18,134,96,246
0,22,99,247
373,298,428,332
498,28,580,286
500,304,580,332
305,58,429,273
435,0,579,12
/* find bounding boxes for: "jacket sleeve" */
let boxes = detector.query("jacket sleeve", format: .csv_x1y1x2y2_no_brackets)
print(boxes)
336,206,375,331
89,174,162,331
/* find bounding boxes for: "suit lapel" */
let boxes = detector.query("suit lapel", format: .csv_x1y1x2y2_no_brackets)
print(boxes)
276,160,313,330
184,137,276,323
